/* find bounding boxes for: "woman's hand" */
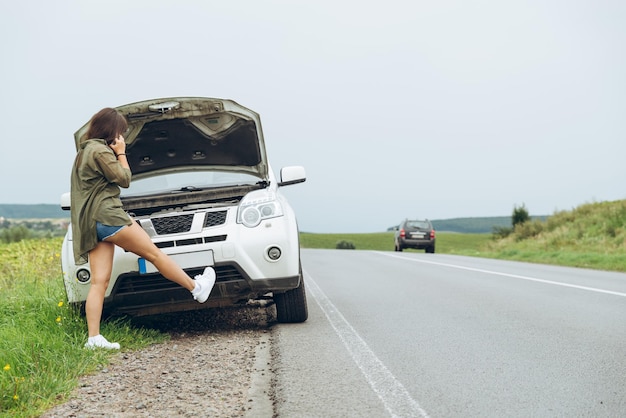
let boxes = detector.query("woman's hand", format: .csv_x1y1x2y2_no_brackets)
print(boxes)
110,135,126,156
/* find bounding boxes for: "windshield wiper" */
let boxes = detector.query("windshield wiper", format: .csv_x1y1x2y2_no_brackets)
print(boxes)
175,186,202,192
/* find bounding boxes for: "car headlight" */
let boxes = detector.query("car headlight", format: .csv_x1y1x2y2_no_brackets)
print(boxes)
237,191,284,227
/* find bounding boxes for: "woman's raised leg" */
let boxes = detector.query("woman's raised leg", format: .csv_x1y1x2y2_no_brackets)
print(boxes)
106,222,196,291
105,222,216,303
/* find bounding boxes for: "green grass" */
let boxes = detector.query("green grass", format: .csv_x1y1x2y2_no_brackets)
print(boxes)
300,232,395,251
0,238,166,417
300,231,492,255
479,200,626,272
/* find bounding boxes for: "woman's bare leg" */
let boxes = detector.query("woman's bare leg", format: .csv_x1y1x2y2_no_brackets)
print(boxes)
105,222,195,291
86,241,115,337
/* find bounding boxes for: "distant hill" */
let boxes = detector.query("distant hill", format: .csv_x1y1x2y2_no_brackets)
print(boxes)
388,216,548,234
0,204,66,219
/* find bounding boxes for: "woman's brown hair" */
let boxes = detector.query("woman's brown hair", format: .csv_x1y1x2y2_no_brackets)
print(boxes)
86,108,128,145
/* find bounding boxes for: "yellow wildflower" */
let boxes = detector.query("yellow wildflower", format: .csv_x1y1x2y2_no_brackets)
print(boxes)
13,394,19,401
58,301,64,307
56,316,62,323
3,364,9,371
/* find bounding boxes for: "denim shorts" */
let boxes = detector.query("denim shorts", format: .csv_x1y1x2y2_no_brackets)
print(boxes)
96,222,127,241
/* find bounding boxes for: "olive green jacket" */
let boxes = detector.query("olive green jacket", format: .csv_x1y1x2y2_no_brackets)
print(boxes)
70,139,132,265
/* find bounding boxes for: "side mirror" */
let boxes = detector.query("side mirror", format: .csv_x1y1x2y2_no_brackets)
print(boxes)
61,192,71,211
278,166,306,186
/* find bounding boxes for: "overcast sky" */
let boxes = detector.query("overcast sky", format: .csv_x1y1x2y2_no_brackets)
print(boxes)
1,0,624,232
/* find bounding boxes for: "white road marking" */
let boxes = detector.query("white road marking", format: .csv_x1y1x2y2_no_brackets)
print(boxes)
378,252,626,298
304,270,431,418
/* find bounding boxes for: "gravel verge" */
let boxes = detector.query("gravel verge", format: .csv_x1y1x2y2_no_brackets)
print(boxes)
42,303,276,418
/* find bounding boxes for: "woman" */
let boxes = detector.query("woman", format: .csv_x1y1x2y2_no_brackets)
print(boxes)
70,107,215,350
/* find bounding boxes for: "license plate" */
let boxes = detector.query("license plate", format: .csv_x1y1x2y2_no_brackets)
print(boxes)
411,233,425,238
138,250,214,274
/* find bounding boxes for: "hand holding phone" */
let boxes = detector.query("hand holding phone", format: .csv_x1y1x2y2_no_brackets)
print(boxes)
110,135,126,156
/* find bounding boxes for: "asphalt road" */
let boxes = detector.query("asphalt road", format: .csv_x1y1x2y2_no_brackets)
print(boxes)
271,249,626,417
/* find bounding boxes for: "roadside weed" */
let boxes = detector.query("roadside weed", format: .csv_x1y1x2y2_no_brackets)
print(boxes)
0,238,165,417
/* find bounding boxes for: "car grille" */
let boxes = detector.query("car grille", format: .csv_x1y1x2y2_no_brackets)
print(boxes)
145,210,228,235
205,211,227,227
151,213,194,234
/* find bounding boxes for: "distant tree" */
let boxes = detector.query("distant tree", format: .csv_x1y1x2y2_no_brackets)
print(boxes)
336,240,356,249
514,219,544,241
512,204,530,228
492,225,513,239
0,225,31,243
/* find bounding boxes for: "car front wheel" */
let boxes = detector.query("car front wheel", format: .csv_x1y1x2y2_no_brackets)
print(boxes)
275,268,308,323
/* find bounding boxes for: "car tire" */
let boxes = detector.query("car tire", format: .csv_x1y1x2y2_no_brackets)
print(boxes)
275,267,308,323
426,245,435,254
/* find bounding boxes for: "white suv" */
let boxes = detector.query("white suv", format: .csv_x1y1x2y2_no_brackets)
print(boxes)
60,97,308,322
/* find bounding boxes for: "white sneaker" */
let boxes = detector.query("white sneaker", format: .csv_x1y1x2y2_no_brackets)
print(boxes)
85,334,120,350
192,267,216,303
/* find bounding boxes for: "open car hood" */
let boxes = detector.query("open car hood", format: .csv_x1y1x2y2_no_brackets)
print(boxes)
74,97,268,181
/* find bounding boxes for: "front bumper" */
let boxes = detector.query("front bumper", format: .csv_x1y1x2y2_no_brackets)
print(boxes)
104,263,301,316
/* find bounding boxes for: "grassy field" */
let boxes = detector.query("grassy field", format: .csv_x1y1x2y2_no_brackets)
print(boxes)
300,231,493,255
0,238,166,417
481,199,626,272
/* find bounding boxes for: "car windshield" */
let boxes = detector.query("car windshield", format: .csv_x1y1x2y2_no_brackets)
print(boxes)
121,171,261,197
406,220,430,229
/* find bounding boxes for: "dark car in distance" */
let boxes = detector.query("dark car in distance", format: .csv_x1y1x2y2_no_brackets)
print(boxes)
394,219,436,253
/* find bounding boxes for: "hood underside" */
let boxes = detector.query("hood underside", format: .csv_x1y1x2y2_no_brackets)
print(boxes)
74,97,268,180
